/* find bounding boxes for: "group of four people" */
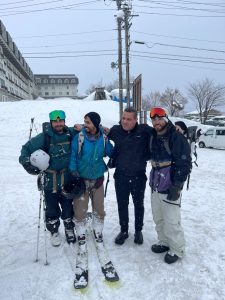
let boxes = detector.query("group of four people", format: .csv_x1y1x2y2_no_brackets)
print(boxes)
19,106,191,264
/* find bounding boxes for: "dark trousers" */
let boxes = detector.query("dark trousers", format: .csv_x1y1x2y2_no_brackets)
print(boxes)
114,173,147,233
44,190,74,233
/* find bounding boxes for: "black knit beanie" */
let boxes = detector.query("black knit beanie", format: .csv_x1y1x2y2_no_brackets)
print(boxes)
175,121,188,135
85,112,101,131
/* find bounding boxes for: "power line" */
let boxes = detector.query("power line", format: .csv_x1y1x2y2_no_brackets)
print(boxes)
131,50,225,62
131,55,225,73
20,43,225,61
0,0,39,6
137,0,225,9
20,38,117,48
0,0,104,17
135,41,225,54
134,2,225,13
23,50,225,65
131,53,225,65
14,29,115,39
132,30,225,45
22,48,225,63
155,42,225,54
24,53,117,58
23,49,117,54
134,9,225,17
0,0,68,11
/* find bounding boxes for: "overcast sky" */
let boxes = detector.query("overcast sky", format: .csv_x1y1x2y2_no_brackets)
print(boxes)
1,0,225,107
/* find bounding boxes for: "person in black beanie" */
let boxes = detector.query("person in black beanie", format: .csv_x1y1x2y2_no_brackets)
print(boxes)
69,111,114,282
84,112,101,133
175,121,188,137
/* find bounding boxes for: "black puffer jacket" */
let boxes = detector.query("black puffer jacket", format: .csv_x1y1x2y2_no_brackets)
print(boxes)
108,123,153,176
150,121,192,191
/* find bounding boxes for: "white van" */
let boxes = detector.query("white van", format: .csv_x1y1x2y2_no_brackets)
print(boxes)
199,127,225,149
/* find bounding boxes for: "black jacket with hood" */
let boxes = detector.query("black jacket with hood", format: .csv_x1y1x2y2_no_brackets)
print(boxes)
149,121,192,193
108,123,153,177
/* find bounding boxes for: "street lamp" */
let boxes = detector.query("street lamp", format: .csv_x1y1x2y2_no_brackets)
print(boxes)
134,41,156,49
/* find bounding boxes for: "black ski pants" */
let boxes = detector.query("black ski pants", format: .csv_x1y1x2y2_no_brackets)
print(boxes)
114,173,147,233
44,190,74,233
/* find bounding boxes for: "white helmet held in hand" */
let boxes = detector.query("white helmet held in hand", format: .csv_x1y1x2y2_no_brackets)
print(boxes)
30,149,50,171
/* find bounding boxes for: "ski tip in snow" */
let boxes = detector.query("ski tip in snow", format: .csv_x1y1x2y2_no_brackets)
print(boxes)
101,262,120,282
74,269,88,290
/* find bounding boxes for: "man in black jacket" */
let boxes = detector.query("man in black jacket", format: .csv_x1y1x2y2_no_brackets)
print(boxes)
108,107,153,245
149,107,192,264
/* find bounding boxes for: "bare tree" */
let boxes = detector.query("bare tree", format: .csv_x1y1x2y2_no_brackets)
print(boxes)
188,78,225,124
85,80,103,94
160,88,187,116
105,76,135,92
142,91,161,111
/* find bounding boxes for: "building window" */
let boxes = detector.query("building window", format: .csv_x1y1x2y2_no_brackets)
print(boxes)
43,79,48,84
67,92,69,95
58,79,62,84
64,79,69,84
71,79,75,83
51,79,55,84
59,92,62,95
45,92,49,96
52,92,55,95
52,85,55,89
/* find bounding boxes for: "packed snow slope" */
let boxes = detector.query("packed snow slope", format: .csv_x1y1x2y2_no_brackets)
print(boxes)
0,98,225,300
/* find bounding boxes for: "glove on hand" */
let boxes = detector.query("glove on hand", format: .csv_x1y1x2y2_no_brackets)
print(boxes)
167,182,183,201
23,162,40,175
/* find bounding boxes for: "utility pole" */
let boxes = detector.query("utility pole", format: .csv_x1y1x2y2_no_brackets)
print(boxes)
116,0,124,119
123,1,132,108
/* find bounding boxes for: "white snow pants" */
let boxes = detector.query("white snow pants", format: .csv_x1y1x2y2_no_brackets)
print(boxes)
151,191,185,258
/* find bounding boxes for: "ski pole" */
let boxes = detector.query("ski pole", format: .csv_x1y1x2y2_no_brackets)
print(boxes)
29,118,35,140
41,173,49,266
43,194,49,265
104,170,110,198
34,186,42,263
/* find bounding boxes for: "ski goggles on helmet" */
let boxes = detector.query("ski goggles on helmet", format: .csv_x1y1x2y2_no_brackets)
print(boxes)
150,107,167,119
49,110,66,121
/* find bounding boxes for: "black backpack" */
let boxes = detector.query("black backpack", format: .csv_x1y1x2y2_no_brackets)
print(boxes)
187,126,198,143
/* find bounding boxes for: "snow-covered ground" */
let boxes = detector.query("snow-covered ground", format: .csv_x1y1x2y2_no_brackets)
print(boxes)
0,99,225,300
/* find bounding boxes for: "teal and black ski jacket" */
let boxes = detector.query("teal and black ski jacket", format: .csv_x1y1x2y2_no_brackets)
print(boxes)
19,125,78,192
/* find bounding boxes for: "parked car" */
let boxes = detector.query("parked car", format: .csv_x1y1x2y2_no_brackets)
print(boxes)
198,127,225,149
205,116,225,127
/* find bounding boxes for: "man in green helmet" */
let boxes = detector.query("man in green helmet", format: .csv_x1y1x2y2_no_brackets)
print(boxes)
19,110,79,246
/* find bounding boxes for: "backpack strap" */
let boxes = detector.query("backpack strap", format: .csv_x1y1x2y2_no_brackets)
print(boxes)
78,131,85,156
43,125,72,154
102,133,108,157
78,131,108,157
149,135,172,156
43,133,51,153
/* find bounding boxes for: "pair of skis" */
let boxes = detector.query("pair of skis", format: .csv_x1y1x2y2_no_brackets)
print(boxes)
74,225,119,289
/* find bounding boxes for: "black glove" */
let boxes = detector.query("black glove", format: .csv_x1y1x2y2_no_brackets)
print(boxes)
167,182,183,201
23,162,40,175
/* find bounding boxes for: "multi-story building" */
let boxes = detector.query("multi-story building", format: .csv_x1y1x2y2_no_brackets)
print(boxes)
34,74,79,99
0,20,36,102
